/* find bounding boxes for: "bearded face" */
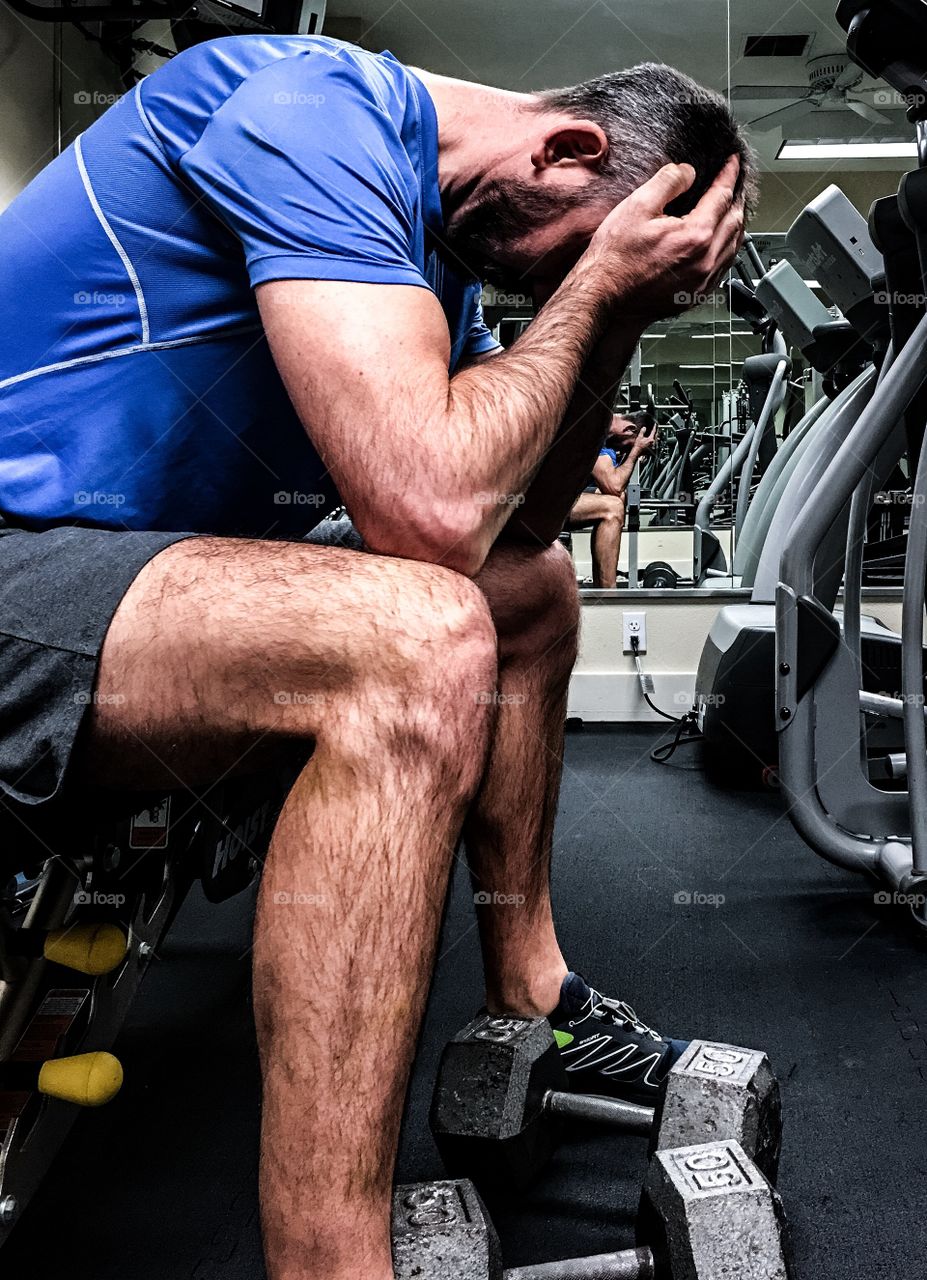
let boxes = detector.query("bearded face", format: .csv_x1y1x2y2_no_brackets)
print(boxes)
440,177,611,289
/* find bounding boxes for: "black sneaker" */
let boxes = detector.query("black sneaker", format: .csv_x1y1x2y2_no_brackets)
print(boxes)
549,972,689,1105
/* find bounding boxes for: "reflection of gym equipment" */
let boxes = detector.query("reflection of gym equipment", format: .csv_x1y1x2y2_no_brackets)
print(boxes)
622,249,796,591
772,0,927,928
696,184,887,781
642,382,697,513
601,282,796,592
624,386,695,589
692,243,792,586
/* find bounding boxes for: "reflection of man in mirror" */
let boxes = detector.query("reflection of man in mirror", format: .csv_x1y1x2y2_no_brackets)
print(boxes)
566,414,658,587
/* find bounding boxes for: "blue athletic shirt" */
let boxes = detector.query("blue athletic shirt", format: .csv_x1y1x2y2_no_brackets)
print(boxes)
0,36,500,537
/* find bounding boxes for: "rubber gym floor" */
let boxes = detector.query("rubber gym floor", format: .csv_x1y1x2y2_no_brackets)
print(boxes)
5,723,927,1278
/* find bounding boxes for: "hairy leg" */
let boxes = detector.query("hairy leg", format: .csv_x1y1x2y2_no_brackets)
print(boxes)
79,537,498,1280
464,541,580,1016
567,491,626,587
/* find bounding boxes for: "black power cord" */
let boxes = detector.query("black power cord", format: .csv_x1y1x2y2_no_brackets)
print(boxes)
650,711,702,763
628,634,704,764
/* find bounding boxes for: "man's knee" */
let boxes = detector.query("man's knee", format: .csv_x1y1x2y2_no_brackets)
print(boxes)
483,541,580,666
532,542,581,658
389,566,499,709
363,562,497,691
598,500,625,527
317,563,498,788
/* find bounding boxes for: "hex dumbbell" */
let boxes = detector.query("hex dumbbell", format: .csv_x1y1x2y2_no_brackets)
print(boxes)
430,1014,781,1193
393,1139,793,1279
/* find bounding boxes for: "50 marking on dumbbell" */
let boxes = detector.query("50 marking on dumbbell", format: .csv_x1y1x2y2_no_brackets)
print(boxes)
393,1137,792,1279
430,1014,782,1192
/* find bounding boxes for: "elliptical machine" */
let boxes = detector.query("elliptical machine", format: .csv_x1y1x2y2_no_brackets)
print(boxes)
695,187,888,782
774,0,927,925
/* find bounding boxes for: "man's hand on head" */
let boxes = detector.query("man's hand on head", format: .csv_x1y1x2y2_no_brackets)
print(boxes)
581,155,745,325
607,414,642,451
629,420,658,456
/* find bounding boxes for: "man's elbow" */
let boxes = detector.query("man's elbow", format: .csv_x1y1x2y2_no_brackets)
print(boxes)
358,502,492,578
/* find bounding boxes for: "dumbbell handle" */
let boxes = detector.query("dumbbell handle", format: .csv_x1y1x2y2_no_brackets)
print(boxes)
506,1244,656,1280
544,1088,654,1136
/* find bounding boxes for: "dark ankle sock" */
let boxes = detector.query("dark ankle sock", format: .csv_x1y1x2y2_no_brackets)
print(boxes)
548,970,592,1022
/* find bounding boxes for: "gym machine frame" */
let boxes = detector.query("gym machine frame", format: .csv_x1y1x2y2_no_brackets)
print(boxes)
776,0,927,925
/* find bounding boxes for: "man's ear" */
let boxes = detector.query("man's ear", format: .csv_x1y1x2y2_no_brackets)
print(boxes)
531,120,608,173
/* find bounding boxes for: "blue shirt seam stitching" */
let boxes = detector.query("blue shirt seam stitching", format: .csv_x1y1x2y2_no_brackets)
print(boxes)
0,324,263,391
74,134,151,346
133,83,166,157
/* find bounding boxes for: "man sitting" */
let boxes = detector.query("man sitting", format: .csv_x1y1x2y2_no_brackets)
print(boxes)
567,413,658,586
0,34,752,1280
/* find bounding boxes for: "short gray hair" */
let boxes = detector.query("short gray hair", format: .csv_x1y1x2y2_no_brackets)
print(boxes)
534,63,758,217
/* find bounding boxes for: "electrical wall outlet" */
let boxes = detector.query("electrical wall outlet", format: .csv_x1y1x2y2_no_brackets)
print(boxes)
622,611,647,654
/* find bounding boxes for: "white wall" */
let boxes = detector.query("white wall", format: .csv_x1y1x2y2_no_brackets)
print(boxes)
0,7,123,212
569,592,741,722
569,592,906,723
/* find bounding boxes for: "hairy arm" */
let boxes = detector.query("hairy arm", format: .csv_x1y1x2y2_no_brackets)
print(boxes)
259,256,613,575
501,326,638,545
258,159,743,576
591,452,624,498
598,450,638,501
595,423,658,499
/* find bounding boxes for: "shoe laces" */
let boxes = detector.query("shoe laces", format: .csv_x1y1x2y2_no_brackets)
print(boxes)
573,987,663,1043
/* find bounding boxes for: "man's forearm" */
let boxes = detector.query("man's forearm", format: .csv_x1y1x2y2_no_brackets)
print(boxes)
603,452,640,500
501,325,641,546
442,252,622,561
263,160,743,576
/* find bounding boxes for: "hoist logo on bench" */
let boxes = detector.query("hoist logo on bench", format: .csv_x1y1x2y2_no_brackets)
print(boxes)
211,800,274,879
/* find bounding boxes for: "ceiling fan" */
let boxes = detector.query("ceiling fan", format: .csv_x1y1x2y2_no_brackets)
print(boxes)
733,53,894,131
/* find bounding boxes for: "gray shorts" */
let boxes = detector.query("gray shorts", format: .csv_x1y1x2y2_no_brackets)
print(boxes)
0,514,364,811
0,524,195,809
